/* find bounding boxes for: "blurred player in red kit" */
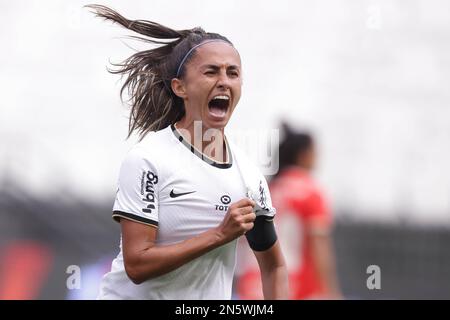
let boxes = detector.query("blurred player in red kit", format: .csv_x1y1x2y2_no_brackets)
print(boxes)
237,123,341,299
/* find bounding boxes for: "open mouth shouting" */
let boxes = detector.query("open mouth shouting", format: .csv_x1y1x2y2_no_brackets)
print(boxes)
208,95,230,120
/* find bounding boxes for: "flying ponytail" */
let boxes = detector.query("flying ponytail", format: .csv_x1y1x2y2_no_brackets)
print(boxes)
85,4,233,139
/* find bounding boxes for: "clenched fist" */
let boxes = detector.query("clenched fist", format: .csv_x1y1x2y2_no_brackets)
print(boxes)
215,198,256,244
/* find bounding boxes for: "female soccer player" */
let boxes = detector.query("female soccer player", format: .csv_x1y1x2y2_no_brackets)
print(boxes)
87,5,288,300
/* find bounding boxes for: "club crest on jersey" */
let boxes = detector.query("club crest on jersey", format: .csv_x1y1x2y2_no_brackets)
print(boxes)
247,180,274,216
258,180,269,210
141,170,158,214
215,194,231,212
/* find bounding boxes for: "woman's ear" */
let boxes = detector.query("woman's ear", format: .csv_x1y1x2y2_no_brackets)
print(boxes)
171,78,187,99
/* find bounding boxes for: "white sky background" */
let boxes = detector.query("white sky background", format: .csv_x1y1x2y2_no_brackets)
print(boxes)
1,0,449,225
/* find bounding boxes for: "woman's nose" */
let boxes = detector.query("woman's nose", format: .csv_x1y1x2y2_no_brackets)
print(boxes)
216,71,231,88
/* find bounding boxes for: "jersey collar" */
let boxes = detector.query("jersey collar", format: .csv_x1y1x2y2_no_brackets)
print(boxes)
170,124,233,169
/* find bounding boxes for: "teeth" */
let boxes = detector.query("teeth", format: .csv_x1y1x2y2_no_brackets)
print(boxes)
212,95,230,100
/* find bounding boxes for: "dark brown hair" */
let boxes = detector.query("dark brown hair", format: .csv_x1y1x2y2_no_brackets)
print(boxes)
275,122,314,176
85,4,233,139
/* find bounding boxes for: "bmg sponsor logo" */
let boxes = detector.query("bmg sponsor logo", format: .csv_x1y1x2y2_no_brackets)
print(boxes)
141,170,158,214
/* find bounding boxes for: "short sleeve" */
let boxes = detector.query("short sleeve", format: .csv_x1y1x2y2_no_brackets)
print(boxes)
301,190,332,232
248,173,276,219
230,141,276,219
112,148,159,228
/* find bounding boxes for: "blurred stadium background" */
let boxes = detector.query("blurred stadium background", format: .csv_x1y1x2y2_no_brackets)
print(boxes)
1,0,449,299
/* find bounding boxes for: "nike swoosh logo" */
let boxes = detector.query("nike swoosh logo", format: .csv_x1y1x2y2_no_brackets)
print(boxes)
170,189,196,198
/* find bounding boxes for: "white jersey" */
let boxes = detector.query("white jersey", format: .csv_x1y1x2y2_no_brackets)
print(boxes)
98,124,275,300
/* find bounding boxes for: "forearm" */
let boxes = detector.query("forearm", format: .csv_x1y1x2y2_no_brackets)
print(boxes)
261,265,289,300
254,241,289,300
123,198,256,284
127,227,226,283
311,235,341,296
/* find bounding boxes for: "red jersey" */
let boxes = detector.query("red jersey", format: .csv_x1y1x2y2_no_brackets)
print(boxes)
237,167,332,300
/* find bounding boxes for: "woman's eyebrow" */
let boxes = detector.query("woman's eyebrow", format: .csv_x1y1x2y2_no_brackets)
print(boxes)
201,64,241,70
201,64,220,70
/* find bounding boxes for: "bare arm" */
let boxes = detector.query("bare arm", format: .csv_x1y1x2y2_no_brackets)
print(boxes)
254,240,289,300
308,229,341,299
121,198,256,284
